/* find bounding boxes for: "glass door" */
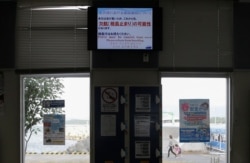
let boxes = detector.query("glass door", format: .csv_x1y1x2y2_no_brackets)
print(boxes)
161,76,230,163
20,74,90,163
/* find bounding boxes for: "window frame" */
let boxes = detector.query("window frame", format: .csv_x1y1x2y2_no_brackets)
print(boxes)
20,73,90,163
160,72,231,163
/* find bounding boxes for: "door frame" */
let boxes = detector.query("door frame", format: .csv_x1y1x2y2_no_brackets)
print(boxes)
160,72,231,163
20,73,90,163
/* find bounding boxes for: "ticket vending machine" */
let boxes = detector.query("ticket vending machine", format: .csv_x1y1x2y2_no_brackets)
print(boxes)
94,86,161,163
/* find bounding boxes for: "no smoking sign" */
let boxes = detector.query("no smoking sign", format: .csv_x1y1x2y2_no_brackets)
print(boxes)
102,87,118,103
101,87,119,112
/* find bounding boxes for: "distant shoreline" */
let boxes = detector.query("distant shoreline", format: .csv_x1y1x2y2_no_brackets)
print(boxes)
27,124,89,153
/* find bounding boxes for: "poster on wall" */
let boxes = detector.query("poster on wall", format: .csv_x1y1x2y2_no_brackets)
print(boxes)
179,99,210,142
101,114,116,136
134,115,150,137
135,94,151,112
43,114,65,145
135,141,151,158
101,87,119,112
0,73,4,116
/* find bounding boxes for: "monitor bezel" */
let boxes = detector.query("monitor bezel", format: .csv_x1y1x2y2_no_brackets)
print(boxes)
87,6,162,51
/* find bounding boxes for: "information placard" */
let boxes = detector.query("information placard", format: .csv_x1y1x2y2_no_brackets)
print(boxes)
43,114,65,145
179,99,210,142
101,87,119,112
97,8,153,50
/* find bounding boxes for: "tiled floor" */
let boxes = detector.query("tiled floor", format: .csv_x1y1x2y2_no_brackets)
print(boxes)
25,152,225,163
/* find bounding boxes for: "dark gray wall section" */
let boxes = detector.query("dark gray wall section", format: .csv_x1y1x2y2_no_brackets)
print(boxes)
234,3,250,69
0,2,16,68
159,0,233,70
92,51,159,68
231,71,250,163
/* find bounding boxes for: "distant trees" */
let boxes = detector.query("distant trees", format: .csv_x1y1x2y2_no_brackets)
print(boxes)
24,77,64,152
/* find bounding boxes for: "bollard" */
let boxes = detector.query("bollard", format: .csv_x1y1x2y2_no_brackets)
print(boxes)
210,154,220,163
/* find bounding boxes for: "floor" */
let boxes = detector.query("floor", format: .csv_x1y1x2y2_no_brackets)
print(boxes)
25,152,225,163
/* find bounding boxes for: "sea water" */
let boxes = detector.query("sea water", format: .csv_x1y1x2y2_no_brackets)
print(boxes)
26,125,89,153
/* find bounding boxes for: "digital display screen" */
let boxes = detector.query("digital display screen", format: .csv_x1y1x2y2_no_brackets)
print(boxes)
97,8,153,50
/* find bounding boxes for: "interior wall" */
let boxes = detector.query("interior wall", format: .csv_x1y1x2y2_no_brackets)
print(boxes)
231,71,250,163
0,70,19,163
91,70,160,86
159,0,233,70
0,1,16,68
90,69,160,163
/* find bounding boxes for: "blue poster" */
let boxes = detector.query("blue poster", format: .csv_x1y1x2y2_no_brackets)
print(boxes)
179,99,210,142
43,114,65,145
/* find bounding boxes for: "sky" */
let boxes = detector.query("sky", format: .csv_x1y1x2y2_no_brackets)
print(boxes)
58,77,227,121
60,77,90,120
161,77,227,118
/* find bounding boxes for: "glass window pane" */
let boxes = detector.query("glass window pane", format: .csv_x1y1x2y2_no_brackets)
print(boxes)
23,76,90,163
161,77,228,163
